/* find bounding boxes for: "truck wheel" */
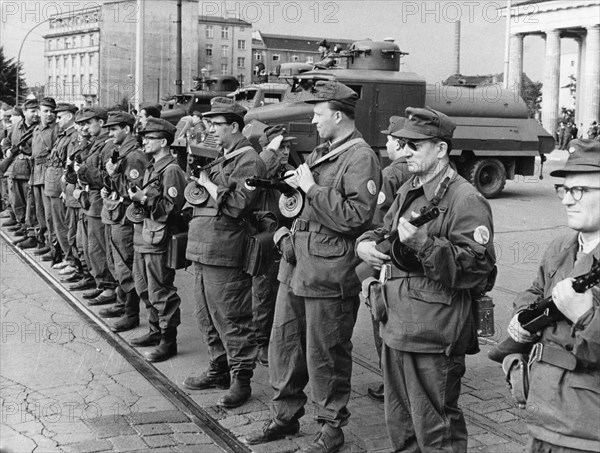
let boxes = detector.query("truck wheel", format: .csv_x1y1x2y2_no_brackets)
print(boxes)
466,158,506,199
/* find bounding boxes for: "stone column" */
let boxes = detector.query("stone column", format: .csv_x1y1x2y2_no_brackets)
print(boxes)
575,36,583,127
507,33,524,96
581,25,600,132
542,29,561,140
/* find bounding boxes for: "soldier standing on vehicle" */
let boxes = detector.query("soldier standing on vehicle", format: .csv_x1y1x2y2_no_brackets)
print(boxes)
183,98,266,409
128,118,187,362
244,81,381,453
97,111,148,333
356,107,496,452
505,139,600,453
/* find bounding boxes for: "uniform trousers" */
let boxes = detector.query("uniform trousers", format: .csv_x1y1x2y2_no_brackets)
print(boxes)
193,262,257,375
78,214,114,289
72,209,90,275
383,345,467,453
251,257,279,348
1,177,10,212
31,185,52,245
49,197,71,261
269,282,359,428
11,178,29,224
133,252,181,330
529,439,594,453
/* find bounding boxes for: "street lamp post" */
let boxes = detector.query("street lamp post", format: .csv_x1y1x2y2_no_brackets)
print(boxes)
16,19,49,104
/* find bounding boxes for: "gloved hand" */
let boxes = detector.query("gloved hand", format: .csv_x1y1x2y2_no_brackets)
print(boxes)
274,227,296,265
267,135,284,151
507,313,538,343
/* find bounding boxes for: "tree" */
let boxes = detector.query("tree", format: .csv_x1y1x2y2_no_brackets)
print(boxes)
0,46,27,106
521,80,542,119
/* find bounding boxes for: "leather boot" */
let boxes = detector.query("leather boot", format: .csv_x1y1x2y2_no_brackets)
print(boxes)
183,357,230,390
17,237,38,249
144,327,177,362
218,370,252,408
130,322,161,347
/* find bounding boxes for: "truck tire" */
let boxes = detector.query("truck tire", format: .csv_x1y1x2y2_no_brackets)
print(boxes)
465,158,506,199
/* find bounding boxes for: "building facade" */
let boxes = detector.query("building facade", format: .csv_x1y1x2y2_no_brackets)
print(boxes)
44,0,199,108
197,16,252,86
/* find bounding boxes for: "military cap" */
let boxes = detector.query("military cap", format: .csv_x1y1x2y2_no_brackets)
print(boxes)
381,116,406,135
305,80,359,108
103,110,136,127
55,103,78,114
550,139,600,177
318,39,330,48
40,97,57,110
258,124,296,148
139,117,177,137
140,103,162,118
192,110,202,117
391,106,456,141
12,106,23,116
23,99,39,110
74,106,108,123
203,97,247,120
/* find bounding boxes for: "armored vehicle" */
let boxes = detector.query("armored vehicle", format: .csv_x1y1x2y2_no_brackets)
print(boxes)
244,39,555,198
227,83,289,110
161,75,240,125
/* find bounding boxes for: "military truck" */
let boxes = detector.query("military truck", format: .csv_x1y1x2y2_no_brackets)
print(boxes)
161,75,240,125
244,39,555,198
227,83,289,110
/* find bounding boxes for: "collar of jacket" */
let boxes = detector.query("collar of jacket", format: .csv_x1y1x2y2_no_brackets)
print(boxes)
224,135,252,156
150,154,177,174
406,164,455,202
118,134,140,155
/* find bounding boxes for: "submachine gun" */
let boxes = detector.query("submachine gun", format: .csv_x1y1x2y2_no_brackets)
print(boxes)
0,127,36,174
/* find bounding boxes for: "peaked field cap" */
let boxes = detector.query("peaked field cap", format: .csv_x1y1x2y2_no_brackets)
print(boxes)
74,106,108,123
141,103,162,118
23,99,39,110
139,117,177,136
40,97,57,110
381,116,405,135
104,110,136,127
203,96,247,119
55,103,78,113
258,123,296,147
550,139,600,177
391,106,456,140
13,106,23,116
305,80,358,108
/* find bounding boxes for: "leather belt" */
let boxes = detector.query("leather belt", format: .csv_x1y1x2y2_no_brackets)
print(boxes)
529,342,577,371
34,156,48,164
380,263,425,282
193,206,218,217
291,218,339,237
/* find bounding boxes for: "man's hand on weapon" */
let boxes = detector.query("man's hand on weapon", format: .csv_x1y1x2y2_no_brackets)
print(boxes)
552,278,594,323
397,212,429,251
191,170,211,187
105,160,118,176
356,241,390,269
285,164,315,193
508,313,539,343
127,185,146,203
100,187,110,199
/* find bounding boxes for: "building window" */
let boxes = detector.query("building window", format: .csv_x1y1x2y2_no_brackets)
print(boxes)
80,75,84,91
237,40,246,50
72,37,76,48
222,45,229,57
238,74,245,84
80,54,85,70
221,27,229,39
72,75,77,97
47,40,52,51
306,56,314,64
254,51,261,61
206,26,213,39
272,54,280,61
237,57,245,68
90,34,95,46
221,63,228,74
292,54,299,62
206,44,213,57
65,38,70,49
81,35,85,47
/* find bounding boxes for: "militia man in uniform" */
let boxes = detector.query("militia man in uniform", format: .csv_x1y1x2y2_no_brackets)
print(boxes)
245,81,381,453
507,139,600,453
356,107,496,452
128,118,187,362
183,98,266,409
75,108,119,306
96,111,147,333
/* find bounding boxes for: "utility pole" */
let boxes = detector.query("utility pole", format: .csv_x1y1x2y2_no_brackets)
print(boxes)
134,0,145,109
175,0,182,95
503,0,512,89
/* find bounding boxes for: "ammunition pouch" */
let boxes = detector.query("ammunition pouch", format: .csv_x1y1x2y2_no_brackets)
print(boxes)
44,166,64,197
243,211,278,277
142,218,167,246
360,277,388,323
78,188,91,210
101,197,125,225
502,353,529,408
274,226,296,265
167,232,190,270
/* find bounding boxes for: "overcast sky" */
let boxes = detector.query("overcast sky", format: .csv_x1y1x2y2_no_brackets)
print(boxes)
1,0,577,90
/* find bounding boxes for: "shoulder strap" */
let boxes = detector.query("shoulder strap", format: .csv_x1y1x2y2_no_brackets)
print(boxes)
310,138,367,168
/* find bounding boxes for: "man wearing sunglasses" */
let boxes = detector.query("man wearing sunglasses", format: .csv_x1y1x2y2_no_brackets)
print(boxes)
356,107,496,452
506,139,600,453
183,97,266,409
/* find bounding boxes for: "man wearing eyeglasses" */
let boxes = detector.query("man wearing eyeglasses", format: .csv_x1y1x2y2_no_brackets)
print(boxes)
356,107,496,452
183,97,266,409
506,139,600,453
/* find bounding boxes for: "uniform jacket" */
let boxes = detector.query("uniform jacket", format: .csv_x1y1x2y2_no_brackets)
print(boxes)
44,125,78,198
279,130,381,299
357,167,496,355
64,137,91,209
514,233,600,451
77,131,116,217
133,155,187,254
186,136,266,267
372,157,410,227
10,119,36,180
101,134,147,225
31,122,58,185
